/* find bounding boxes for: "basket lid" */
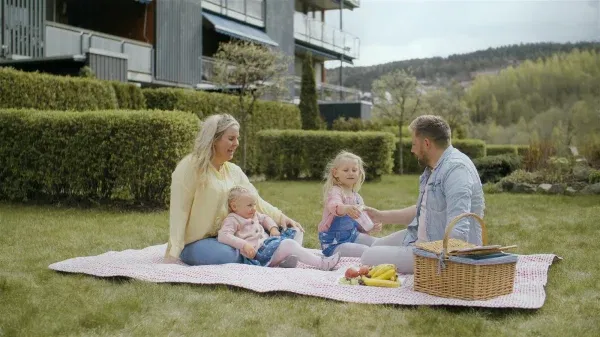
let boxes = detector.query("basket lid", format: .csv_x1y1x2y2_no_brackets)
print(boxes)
416,238,476,255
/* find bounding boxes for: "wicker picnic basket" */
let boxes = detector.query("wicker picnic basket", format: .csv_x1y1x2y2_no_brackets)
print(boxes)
413,213,518,301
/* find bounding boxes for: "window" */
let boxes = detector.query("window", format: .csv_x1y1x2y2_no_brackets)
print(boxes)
227,0,245,14
246,0,264,20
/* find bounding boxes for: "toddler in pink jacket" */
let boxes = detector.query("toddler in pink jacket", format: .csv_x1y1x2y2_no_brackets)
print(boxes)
218,186,340,270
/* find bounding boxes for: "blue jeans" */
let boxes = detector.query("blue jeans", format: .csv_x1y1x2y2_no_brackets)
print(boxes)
180,237,242,266
319,215,360,257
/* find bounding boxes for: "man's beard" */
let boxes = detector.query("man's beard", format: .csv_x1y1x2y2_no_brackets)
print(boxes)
417,153,429,168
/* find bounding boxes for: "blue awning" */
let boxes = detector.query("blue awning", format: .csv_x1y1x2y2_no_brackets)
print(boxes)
202,12,278,47
295,43,354,64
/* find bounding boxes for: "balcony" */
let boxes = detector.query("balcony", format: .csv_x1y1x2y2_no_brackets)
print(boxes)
45,22,153,82
303,0,361,11
202,0,265,27
293,76,361,102
201,56,361,102
294,12,359,60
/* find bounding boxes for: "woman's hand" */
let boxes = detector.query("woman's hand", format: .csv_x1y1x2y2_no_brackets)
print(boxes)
269,227,281,237
241,243,257,259
280,214,304,232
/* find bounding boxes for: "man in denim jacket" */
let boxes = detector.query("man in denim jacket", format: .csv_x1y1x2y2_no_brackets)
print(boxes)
361,115,485,273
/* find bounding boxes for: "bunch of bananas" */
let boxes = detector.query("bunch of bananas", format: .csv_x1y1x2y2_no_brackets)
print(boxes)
360,264,400,288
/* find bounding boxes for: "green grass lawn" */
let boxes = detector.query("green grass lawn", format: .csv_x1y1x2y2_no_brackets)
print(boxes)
1,175,599,337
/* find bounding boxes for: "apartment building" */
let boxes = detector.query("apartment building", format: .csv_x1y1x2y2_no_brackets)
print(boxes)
0,0,362,102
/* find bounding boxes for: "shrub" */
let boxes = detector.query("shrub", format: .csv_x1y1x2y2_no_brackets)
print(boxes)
299,52,322,130
332,117,406,135
0,67,118,110
516,145,530,156
543,156,572,184
257,130,395,181
580,135,600,169
523,139,557,172
498,169,544,190
109,81,147,109
589,169,600,184
473,154,522,183
453,139,487,159
393,138,487,174
0,109,198,207
486,144,519,156
143,88,301,174
394,138,420,174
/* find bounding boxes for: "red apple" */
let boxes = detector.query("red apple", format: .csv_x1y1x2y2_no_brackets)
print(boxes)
345,267,360,278
358,265,370,276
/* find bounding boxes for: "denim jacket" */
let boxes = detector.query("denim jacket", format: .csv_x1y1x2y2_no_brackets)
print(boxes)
403,145,485,246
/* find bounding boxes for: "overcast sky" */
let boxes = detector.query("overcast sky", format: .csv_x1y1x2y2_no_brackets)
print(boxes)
325,0,599,67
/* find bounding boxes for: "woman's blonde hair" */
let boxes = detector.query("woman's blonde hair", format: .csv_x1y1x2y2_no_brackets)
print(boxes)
227,185,255,212
322,150,366,203
193,114,240,185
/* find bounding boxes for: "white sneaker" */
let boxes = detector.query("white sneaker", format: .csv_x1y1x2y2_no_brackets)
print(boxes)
319,253,341,271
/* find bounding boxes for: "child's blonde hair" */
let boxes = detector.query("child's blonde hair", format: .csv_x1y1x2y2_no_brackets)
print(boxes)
322,150,366,202
227,185,256,212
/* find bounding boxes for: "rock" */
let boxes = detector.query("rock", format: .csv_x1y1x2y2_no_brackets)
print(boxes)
549,184,565,194
500,180,515,191
569,146,579,157
580,183,600,195
538,184,552,193
573,164,592,182
565,187,577,196
538,184,565,194
571,182,588,191
512,183,537,194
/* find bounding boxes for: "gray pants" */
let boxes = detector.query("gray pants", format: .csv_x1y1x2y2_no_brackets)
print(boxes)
359,229,415,274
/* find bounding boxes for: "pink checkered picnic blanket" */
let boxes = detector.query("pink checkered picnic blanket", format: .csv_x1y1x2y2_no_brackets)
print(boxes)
48,243,560,309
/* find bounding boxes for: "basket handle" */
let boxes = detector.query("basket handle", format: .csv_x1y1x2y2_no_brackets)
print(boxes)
442,213,488,258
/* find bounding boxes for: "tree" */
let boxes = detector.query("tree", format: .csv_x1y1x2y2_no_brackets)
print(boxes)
299,52,322,130
212,40,291,171
423,82,470,139
371,69,421,174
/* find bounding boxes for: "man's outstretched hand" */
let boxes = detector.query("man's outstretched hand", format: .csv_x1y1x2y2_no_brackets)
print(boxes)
364,206,383,224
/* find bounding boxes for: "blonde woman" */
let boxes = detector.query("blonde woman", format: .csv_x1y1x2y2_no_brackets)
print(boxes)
164,114,304,266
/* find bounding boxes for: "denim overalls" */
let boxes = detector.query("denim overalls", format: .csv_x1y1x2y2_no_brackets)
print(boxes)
318,193,362,257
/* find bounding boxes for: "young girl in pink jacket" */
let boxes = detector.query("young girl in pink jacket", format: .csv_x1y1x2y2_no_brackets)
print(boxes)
218,186,340,270
318,151,382,257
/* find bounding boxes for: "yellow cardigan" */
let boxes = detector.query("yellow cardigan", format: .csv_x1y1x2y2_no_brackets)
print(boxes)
165,154,283,259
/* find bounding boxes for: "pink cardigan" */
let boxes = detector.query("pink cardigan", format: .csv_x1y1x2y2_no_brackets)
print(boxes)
317,186,374,233
218,212,279,250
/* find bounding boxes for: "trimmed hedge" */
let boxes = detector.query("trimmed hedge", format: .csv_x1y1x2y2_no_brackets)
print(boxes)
516,145,530,156
110,81,146,109
394,138,487,174
0,109,198,207
143,88,301,174
487,144,519,156
0,67,118,110
473,154,522,183
257,130,395,181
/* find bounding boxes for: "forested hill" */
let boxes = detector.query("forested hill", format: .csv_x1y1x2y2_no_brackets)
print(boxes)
326,42,600,91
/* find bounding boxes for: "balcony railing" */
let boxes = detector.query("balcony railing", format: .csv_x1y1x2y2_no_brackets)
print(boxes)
44,22,153,78
294,12,360,59
348,0,361,7
293,76,361,102
201,56,361,102
203,0,265,26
